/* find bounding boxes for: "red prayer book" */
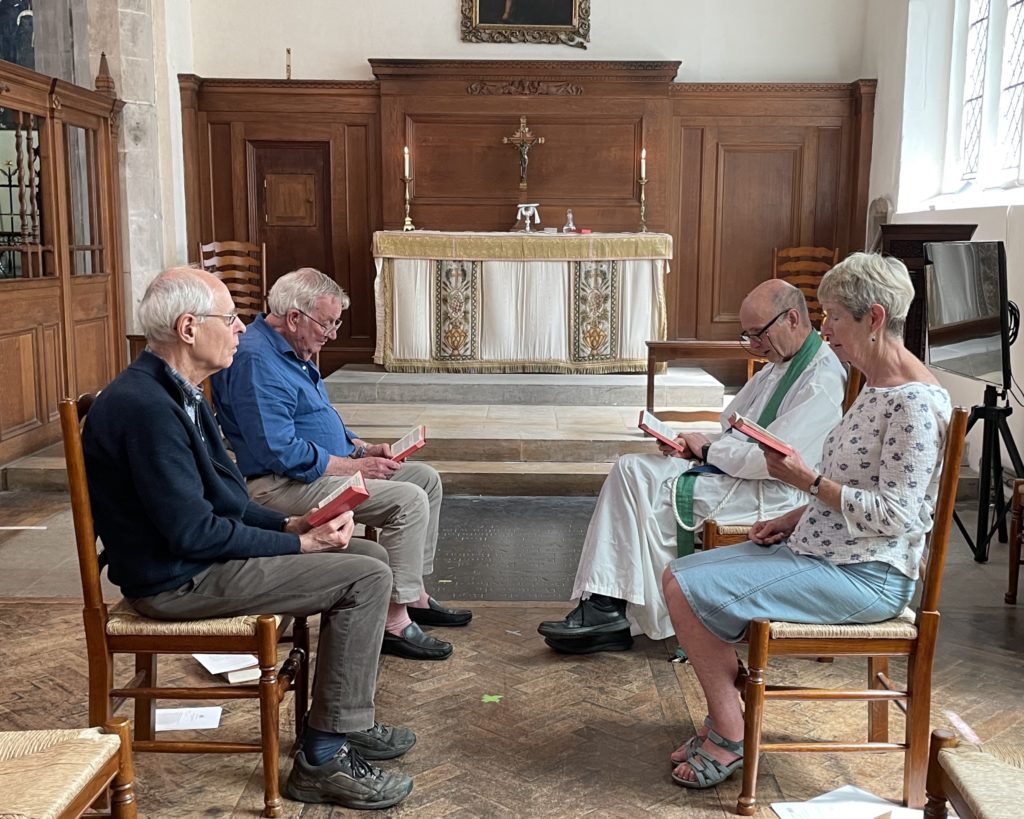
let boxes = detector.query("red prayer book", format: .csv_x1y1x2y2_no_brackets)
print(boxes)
727,412,795,457
638,410,685,452
307,472,370,527
391,425,427,463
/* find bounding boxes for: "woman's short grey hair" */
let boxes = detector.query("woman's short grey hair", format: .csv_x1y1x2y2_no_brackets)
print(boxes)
818,252,915,337
138,267,216,344
268,268,350,316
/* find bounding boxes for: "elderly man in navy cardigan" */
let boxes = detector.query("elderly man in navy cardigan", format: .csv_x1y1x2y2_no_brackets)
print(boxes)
82,266,413,811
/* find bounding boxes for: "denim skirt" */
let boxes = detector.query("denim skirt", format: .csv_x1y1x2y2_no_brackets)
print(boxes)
667,540,917,643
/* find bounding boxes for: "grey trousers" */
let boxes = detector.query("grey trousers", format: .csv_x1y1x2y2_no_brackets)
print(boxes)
247,462,443,604
129,538,392,735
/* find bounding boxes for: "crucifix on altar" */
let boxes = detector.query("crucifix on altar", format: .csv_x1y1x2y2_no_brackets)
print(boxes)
503,115,545,192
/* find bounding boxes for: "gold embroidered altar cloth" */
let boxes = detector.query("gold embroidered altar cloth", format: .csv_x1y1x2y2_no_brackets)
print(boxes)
372,231,671,374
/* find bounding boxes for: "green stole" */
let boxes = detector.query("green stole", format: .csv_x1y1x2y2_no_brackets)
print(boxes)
673,331,823,557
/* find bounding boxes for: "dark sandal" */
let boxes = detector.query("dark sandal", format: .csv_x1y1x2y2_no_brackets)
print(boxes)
669,715,712,765
671,728,744,789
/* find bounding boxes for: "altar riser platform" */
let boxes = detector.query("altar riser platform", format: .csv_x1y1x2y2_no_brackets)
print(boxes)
324,365,721,408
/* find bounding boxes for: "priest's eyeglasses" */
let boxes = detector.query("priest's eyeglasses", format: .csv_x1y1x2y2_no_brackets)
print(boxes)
197,312,240,327
739,309,789,349
298,309,343,335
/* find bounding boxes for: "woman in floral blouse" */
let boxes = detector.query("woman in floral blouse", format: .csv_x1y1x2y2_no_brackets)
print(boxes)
662,252,952,790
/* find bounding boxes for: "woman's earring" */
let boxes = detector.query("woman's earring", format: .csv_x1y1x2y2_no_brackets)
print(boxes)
870,335,877,343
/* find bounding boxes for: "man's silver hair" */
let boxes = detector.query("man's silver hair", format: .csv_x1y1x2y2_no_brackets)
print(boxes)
268,268,350,316
818,252,915,337
138,266,215,344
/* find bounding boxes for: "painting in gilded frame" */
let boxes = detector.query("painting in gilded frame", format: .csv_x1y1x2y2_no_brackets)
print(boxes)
461,0,590,49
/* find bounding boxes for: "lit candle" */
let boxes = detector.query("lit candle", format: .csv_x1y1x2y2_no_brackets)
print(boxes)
640,148,647,179
403,146,410,178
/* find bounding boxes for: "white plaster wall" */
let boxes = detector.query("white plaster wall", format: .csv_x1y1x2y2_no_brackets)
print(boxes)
188,0,868,82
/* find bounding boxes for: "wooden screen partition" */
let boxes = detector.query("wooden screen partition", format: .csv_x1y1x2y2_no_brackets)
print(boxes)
180,62,874,373
0,57,125,464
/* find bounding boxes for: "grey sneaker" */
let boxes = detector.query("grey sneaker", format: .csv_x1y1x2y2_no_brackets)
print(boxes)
285,744,413,809
348,722,417,760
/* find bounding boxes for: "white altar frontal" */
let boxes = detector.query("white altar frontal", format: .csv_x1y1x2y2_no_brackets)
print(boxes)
372,230,671,374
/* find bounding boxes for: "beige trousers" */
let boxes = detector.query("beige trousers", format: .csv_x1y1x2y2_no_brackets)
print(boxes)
247,462,443,604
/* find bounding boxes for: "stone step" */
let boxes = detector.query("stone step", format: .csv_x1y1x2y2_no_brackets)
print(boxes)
324,364,723,408
431,461,612,496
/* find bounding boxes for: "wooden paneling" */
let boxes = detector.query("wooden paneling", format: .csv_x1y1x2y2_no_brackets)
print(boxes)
179,65,875,370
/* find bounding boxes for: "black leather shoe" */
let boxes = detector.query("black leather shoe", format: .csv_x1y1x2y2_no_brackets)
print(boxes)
381,622,453,661
544,629,634,654
408,598,473,627
537,598,628,639
347,722,416,760
285,745,413,809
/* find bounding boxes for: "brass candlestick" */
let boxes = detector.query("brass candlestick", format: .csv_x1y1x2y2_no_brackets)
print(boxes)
638,175,648,233
401,174,415,231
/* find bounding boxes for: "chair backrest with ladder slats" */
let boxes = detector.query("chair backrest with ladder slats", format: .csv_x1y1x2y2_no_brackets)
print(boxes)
197,240,267,321
772,246,839,329
59,394,106,616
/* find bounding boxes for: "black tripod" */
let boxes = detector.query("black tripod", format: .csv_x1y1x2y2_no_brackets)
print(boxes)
955,384,1024,562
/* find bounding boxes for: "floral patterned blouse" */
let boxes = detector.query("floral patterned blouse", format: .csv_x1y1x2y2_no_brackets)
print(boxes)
788,382,952,579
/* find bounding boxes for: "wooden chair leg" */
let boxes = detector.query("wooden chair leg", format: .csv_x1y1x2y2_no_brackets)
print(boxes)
903,650,935,808
924,728,957,819
107,716,138,819
868,656,890,742
737,620,770,817
293,616,310,741
258,618,283,818
133,654,157,742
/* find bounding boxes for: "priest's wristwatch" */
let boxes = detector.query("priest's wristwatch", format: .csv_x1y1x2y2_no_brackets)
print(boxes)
808,474,824,496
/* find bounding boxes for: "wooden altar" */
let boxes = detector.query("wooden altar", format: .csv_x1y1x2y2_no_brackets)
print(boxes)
372,230,671,373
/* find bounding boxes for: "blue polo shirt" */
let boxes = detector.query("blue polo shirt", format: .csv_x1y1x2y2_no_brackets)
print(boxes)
212,315,358,482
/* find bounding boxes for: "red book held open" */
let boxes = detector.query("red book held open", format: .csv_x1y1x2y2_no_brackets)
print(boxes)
391,425,427,462
638,410,685,452
727,412,795,456
307,471,370,527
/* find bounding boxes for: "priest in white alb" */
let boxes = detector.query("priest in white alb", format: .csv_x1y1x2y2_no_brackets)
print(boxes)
538,279,847,652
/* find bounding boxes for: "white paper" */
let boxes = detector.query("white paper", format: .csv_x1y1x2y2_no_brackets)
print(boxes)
155,706,223,732
771,785,922,819
192,653,258,675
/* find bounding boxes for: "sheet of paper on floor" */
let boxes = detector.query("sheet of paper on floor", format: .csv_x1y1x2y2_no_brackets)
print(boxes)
155,706,223,732
192,653,258,675
772,785,923,819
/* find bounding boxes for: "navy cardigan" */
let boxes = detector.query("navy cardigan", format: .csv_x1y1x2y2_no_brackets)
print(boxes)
82,351,300,598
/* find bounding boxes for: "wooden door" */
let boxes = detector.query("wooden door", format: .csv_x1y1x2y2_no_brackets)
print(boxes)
0,62,123,465
251,142,332,292
695,125,832,340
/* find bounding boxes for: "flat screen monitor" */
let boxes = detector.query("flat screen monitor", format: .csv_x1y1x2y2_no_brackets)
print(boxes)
924,240,1011,390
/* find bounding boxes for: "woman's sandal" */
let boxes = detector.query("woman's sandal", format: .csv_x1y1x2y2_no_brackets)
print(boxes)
669,715,712,766
670,728,744,789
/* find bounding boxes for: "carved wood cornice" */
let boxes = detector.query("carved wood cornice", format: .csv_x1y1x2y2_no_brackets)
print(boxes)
467,80,583,96
189,78,380,91
370,59,681,83
671,81,872,96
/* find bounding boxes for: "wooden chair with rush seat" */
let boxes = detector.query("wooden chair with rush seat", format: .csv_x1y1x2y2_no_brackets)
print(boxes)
924,728,1024,818
1005,479,1024,604
735,406,969,815
58,394,311,818
0,717,137,818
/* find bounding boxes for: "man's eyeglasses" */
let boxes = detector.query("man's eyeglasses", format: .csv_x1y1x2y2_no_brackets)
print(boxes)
196,312,240,327
739,309,790,347
298,309,343,334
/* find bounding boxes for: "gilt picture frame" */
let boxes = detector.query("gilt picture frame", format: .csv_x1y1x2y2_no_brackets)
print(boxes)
461,0,590,49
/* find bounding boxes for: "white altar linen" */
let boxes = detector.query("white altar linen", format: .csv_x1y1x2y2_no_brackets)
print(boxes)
372,230,671,373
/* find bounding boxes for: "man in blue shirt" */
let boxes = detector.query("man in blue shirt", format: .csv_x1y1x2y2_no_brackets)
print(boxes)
213,268,471,662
